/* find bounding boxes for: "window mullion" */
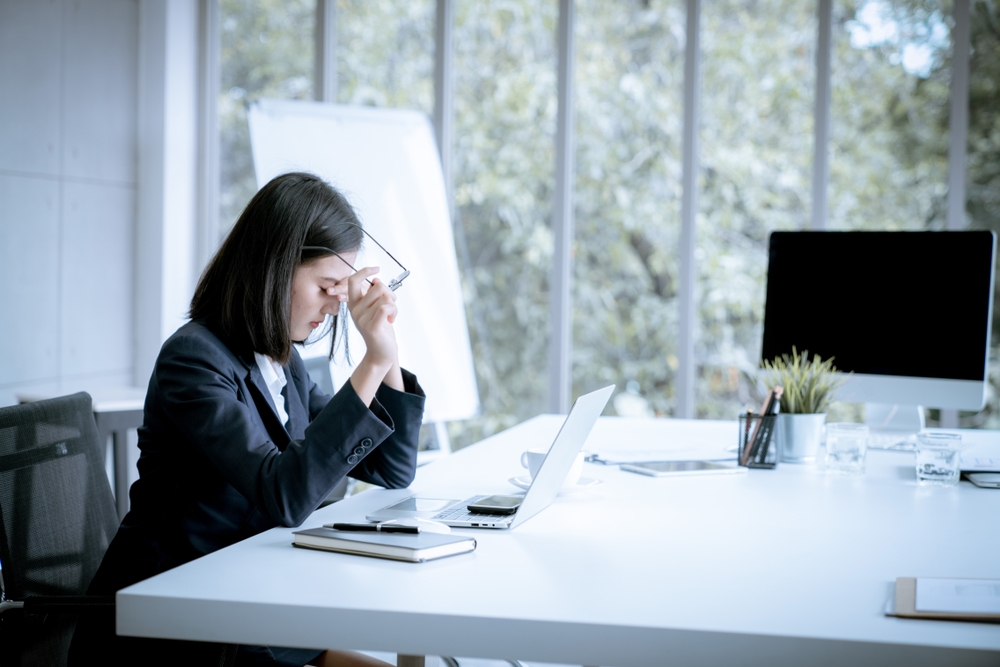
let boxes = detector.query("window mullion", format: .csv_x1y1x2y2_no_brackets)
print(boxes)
315,0,336,103
677,0,701,419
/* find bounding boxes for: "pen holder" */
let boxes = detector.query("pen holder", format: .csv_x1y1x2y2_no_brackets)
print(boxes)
738,413,778,469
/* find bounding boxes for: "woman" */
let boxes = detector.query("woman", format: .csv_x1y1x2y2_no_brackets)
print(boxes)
70,172,424,666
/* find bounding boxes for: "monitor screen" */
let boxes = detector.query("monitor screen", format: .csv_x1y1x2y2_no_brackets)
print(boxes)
762,231,995,384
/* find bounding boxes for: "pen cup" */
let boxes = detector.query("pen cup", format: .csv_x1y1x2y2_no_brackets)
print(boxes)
738,413,778,469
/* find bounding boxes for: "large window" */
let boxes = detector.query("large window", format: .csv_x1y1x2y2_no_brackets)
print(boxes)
448,1,559,442
967,0,1000,428
213,0,997,436
829,0,952,231
572,0,685,417
336,0,435,111
219,0,316,234
696,0,817,419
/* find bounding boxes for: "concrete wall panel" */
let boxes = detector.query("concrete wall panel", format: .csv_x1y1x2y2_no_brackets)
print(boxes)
0,0,62,175
0,174,60,385
60,181,134,377
62,0,139,184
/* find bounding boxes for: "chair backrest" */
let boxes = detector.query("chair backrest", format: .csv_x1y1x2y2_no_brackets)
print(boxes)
0,392,119,602
302,355,336,396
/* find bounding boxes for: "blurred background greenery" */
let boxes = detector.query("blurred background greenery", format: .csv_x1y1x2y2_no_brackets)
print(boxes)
217,0,1000,446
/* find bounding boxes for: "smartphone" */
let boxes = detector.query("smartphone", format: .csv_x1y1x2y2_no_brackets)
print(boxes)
620,460,745,477
467,495,523,515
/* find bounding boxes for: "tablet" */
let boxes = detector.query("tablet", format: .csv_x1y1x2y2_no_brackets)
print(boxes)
620,461,745,477
964,472,1000,489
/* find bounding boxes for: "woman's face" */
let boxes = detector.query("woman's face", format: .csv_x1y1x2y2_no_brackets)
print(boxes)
289,251,357,342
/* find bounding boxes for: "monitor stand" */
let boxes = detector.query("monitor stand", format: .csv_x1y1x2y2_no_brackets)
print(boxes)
865,403,924,449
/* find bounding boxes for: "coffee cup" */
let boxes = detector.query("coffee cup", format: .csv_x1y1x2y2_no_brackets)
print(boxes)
520,448,585,487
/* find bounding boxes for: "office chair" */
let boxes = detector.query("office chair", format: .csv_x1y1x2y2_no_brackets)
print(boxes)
0,392,120,666
0,392,239,667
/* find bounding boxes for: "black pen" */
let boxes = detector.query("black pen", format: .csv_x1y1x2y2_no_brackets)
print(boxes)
326,522,420,534
755,386,783,463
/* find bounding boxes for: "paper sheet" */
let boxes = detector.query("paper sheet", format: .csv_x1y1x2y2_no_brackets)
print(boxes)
916,578,1000,614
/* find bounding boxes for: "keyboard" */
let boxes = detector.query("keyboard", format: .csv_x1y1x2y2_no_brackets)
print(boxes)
433,496,513,527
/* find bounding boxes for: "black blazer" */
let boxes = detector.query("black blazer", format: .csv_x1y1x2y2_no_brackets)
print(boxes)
71,319,425,665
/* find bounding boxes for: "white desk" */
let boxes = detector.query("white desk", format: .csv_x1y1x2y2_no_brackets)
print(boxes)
117,417,1000,666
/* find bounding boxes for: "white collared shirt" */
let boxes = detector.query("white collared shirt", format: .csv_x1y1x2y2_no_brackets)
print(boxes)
253,352,289,427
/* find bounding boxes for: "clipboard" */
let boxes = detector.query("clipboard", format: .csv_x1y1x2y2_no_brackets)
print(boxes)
892,577,1000,623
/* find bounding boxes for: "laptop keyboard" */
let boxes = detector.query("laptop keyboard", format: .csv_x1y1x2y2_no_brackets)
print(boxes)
433,496,512,526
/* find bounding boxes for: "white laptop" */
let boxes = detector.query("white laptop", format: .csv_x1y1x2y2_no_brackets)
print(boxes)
366,385,614,530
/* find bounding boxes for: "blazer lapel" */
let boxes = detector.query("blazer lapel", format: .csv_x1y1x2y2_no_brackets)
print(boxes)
244,361,292,451
282,371,309,441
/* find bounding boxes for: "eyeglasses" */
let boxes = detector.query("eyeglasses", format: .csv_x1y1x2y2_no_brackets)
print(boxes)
302,226,410,292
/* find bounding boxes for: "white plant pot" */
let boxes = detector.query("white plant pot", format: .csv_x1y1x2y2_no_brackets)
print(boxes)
778,413,826,463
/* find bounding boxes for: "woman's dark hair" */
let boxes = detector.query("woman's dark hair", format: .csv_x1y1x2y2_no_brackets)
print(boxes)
190,172,364,364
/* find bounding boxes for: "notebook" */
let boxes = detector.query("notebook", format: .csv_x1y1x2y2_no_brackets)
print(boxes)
889,577,1000,622
292,527,476,563
366,385,614,530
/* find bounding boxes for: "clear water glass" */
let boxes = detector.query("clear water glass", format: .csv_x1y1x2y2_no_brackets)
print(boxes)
825,423,868,474
915,432,962,486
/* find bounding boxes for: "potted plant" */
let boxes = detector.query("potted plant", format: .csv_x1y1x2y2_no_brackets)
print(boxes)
759,348,847,463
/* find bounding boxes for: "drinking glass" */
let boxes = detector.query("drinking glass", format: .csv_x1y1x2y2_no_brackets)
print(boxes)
825,423,868,474
915,432,962,486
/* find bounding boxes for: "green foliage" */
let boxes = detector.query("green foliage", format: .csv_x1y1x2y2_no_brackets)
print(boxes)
336,0,435,111
760,348,848,414
219,0,316,233
966,1,1000,428
217,0,1000,441
572,0,685,416
694,0,817,419
829,0,952,232
967,1,1000,234
449,1,559,441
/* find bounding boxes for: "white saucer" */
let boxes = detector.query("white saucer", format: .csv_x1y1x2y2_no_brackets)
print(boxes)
508,476,604,494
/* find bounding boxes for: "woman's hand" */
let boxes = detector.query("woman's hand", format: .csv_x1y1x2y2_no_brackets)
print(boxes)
347,267,398,366
346,267,402,404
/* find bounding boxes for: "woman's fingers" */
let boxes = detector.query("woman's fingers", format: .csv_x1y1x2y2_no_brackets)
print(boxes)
350,276,395,318
347,274,400,367
351,289,397,330
346,266,380,303
325,289,347,303
375,301,397,326
325,281,349,302
348,276,396,329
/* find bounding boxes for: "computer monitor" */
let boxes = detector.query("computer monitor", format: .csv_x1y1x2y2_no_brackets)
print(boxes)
761,231,996,422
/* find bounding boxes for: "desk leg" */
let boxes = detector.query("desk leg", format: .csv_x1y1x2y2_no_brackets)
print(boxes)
398,656,438,667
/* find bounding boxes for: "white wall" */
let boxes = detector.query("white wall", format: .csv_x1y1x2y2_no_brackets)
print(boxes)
134,0,201,387
0,0,203,408
0,0,139,407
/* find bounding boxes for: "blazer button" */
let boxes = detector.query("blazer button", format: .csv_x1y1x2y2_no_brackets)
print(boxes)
361,438,373,448
353,446,366,456
347,454,359,465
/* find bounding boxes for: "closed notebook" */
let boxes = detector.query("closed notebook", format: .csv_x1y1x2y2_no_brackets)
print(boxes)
892,577,1000,623
292,527,476,563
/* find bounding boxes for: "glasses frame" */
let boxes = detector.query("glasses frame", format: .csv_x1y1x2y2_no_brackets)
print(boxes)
302,226,409,292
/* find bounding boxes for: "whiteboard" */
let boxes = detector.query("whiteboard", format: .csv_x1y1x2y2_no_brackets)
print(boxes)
248,99,478,422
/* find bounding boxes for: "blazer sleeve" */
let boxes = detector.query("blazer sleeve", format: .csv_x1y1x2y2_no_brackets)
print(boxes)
154,332,415,527
345,369,425,487
303,362,426,489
